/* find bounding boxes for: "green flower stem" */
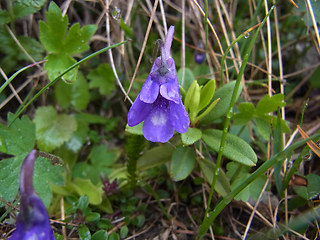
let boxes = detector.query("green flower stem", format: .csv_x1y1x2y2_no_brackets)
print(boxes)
202,5,275,234
9,40,128,126
0,60,47,94
198,132,320,238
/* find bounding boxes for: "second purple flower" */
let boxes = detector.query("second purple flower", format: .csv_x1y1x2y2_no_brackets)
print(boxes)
128,26,190,143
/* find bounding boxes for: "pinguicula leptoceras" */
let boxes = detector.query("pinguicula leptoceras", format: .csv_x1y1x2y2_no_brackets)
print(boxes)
10,150,55,240
128,26,190,143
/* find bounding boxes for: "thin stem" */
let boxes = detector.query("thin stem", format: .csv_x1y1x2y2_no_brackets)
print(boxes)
201,5,275,237
198,132,320,238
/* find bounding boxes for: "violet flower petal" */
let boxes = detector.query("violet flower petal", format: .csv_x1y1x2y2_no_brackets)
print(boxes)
128,93,153,126
139,75,160,104
169,99,190,134
143,96,174,143
10,150,55,240
160,80,180,104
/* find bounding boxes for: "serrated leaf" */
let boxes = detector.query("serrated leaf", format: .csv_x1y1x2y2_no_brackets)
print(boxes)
87,63,115,96
78,225,91,240
233,102,255,125
45,53,78,82
55,80,72,108
12,0,46,19
137,145,174,171
256,94,285,114
198,158,230,197
170,146,196,181
40,2,96,83
39,2,68,53
201,81,242,124
202,129,257,166
34,106,77,152
181,127,202,145
177,67,194,92
33,156,64,207
63,23,97,55
0,113,35,155
0,154,64,207
198,79,216,112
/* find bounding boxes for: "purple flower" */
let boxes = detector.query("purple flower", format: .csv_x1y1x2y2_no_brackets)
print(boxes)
128,26,190,143
10,150,55,240
194,41,205,64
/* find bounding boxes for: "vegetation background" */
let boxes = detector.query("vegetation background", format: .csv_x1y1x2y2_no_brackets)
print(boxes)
0,0,320,239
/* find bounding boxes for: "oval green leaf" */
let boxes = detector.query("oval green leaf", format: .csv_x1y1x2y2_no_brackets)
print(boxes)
181,127,202,145
170,146,196,181
202,129,257,166
198,79,215,112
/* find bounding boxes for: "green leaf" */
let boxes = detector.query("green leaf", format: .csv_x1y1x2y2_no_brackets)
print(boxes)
256,94,285,114
39,2,97,82
254,117,272,141
85,212,100,222
77,195,89,212
78,225,91,240
309,66,320,88
232,102,255,125
69,178,104,205
34,106,77,152
71,73,90,110
170,146,196,181
125,122,143,135
92,230,108,240
0,10,10,24
198,158,230,197
39,2,68,53
56,72,90,110
184,80,198,112
198,79,216,112
44,53,78,82
200,81,242,124
294,174,320,200
12,0,46,19
89,145,120,167
34,156,64,207
63,23,97,55
189,82,200,119
177,67,194,91
181,127,202,145
74,112,108,125
0,155,64,207
137,145,174,171
120,226,129,238
120,18,133,39
87,63,115,96
0,113,35,155
226,162,267,202
202,129,257,166
296,0,320,26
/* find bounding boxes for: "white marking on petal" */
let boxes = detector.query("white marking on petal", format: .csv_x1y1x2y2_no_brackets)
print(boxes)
151,111,167,126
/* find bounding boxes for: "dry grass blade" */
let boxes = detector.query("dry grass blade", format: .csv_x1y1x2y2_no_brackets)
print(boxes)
297,125,320,158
